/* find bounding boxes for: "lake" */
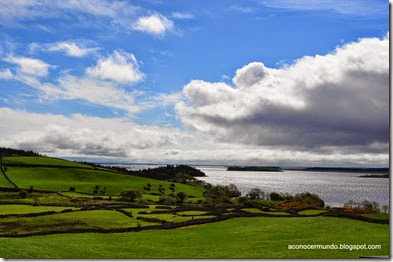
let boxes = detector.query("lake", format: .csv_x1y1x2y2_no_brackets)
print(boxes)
116,164,389,207
197,166,389,207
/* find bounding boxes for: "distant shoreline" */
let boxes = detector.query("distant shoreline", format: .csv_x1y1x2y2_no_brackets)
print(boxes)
227,166,283,172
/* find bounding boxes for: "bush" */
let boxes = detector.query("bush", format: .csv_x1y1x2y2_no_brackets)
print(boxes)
158,185,165,195
120,189,142,202
159,195,177,205
238,196,248,203
225,184,241,198
19,190,28,198
203,185,230,204
360,200,373,210
247,188,264,200
176,192,186,204
169,183,176,193
269,192,284,201
293,193,324,207
28,186,34,193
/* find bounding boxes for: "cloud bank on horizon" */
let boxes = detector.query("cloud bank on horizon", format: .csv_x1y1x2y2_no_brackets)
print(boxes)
0,0,388,166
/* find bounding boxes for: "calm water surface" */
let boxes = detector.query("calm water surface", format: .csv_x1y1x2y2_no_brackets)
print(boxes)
117,164,389,207
198,166,389,207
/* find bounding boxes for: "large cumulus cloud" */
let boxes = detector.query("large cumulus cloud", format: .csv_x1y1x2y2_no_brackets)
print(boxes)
176,36,389,150
0,108,187,158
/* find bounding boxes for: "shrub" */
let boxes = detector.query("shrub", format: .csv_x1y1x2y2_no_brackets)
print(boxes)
93,185,100,195
269,192,284,201
225,184,241,198
238,196,248,203
158,185,166,195
28,186,34,193
293,193,324,207
203,185,231,204
143,183,151,191
159,195,177,205
120,189,142,202
176,192,186,204
169,183,176,193
247,188,264,200
360,200,373,210
19,190,28,198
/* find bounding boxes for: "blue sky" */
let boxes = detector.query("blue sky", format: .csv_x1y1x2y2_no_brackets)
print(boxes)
0,0,389,166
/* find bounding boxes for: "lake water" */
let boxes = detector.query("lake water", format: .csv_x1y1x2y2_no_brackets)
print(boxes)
197,166,389,207
115,164,389,207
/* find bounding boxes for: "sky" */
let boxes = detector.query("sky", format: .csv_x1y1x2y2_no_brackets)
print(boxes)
0,0,389,167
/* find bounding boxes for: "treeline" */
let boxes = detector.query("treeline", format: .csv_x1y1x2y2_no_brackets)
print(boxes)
0,147,42,157
138,165,205,179
227,166,282,172
77,162,206,184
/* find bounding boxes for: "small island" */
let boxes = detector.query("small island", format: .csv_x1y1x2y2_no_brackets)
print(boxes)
227,166,283,172
358,173,389,178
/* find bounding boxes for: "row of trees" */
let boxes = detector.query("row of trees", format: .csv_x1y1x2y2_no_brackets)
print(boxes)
343,199,388,213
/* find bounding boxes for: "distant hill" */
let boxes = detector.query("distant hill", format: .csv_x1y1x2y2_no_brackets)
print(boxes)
0,147,42,157
227,166,283,172
301,167,389,173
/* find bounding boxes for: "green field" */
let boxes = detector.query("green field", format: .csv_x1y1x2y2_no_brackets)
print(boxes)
3,157,90,168
5,166,203,197
362,213,390,220
0,204,73,215
298,209,327,215
0,209,158,235
0,216,388,258
0,155,389,259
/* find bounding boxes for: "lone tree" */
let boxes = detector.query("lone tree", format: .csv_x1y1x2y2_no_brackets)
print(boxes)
169,183,176,193
120,190,142,202
176,192,186,204
247,188,264,200
225,184,241,198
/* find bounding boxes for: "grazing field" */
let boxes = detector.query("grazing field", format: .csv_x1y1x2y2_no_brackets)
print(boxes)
0,217,388,258
0,209,158,235
5,166,204,197
362,213,390,220
298,209,327,215
3,157,90,168
0,155,389,259
0,204,74,215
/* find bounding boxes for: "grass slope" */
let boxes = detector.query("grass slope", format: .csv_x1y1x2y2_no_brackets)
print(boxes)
5,166,203,197
0,204,74,215
0,216,388,258
3,157,90,168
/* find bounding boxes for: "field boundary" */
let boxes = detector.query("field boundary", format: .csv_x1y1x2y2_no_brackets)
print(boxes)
0,210,388,238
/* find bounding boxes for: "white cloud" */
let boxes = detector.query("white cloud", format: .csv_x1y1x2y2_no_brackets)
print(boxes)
0,0,137,25
171,12,194,19
0,107,185,157
0,0,175,36
56,75,141,114
3,51,145,114
133,14,174,36
259,0,385,16
86,51,144,84
0,107,387,166
4,56,52,77
0,68,13,79
46,41,99,57
176,36,389,151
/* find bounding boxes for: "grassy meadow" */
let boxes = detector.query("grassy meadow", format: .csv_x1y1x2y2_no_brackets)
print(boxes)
0,155,389,259
0,216,388,258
